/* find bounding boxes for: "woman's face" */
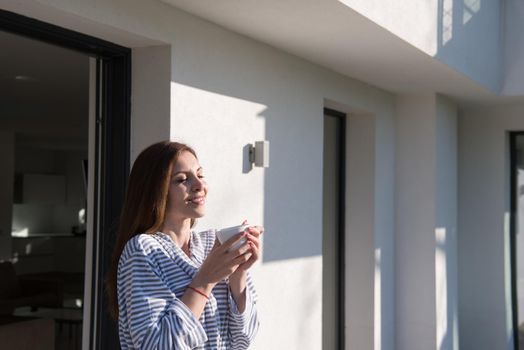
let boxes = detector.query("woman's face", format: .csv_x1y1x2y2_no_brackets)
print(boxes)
166,150,207,220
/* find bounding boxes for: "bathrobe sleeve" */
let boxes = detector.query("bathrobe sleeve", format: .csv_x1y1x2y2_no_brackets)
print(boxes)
117,241,207,349
227,272,260,350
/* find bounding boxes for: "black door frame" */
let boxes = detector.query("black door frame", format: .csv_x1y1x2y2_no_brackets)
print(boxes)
510,131,524,350
323,107,346,350
0,9,130,349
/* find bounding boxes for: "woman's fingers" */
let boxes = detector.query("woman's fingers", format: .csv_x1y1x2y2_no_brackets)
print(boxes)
233,250,253,265
220,232,247,251
236,226,263,271
246,225,264,237
249,241,259,259
239,242,259,270
201,223,263,280
228,240,251,257
244,232,260,249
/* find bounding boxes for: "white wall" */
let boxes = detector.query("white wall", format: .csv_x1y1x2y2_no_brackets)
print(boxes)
396,95,438,350
346,114,375,350
373,103,396,350
324,99,396,350
435,95,459,350
502,0,524,95
0,0,397,349
131,45,171,164
167,17,396,349
339,0,502,92
458,103,524,350
339,0,438,55
395,94,459,350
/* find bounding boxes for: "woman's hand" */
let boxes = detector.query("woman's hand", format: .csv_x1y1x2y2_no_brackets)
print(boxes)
183,233,252,319
190,231,253,292
228,221,263,312
235,221,263,273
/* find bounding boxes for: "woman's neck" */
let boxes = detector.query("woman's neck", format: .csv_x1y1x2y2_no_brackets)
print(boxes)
161,217,192,252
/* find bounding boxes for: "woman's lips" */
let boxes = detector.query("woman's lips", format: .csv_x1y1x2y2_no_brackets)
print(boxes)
187,197,205,205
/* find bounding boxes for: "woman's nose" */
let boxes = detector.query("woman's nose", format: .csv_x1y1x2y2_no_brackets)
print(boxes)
192,177,204,191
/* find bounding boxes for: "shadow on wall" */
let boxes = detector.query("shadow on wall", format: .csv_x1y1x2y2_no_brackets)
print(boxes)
436,0,501,91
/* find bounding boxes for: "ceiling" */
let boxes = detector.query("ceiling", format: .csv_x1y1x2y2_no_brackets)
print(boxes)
0,30,89,148
160,0,523,107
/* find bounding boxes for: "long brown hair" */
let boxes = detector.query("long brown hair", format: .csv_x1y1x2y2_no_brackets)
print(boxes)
106,141,197,320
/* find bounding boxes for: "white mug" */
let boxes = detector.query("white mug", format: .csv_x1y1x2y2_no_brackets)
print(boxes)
216,224,251,251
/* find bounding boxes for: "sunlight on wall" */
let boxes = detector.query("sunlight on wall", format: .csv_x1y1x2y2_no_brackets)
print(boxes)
440,0,482,46
435,227,448,349
463,0,481,25
374,248,381,350
442,0,454,45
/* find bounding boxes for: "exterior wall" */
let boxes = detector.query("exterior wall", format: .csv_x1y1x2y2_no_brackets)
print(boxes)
166,15,396,349
346,114,375,350
373,106,396,350
130,45,171,164
0,1,396,349
396,95,438,350
340,0,502,92
326,98,396,350
458,103,524,350
339,0,438,55
502,0,524,95
344,111,396,350
395,94,459,350
9,2,521,350
435,95,459,350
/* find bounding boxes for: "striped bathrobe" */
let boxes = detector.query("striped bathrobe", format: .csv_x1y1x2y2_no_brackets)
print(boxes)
117,230,259,349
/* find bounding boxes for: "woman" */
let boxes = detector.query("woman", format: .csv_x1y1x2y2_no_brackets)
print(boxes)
106,141,261,349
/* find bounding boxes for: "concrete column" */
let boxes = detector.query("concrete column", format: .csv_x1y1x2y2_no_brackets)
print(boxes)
395,94,458,350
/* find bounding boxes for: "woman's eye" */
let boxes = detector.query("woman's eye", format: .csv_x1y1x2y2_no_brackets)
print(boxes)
175,178,187,183
198,175,205,179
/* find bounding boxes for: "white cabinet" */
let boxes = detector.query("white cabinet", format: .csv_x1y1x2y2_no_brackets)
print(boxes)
23,174,66,204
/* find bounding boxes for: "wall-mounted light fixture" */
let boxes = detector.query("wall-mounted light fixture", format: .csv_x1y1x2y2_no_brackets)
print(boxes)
249,141,270,168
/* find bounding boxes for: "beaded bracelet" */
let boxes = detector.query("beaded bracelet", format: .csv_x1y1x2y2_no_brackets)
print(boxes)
187,286,209,300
